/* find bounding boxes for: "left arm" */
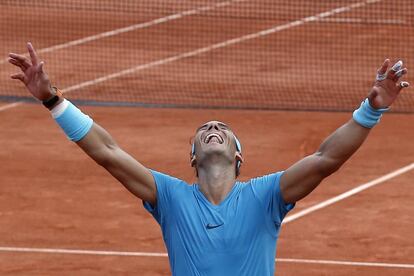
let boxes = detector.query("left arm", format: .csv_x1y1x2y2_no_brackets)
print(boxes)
280,59,410,204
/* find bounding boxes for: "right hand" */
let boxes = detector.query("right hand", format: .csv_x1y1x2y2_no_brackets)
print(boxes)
9,42,54,101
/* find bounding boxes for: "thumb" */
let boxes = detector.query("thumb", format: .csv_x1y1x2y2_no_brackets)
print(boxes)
11,73,26,83
367,87,378,103
37,61,44,73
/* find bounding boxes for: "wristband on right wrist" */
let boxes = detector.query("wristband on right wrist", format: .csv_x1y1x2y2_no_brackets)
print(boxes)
352,98,389,128
51,99,94,142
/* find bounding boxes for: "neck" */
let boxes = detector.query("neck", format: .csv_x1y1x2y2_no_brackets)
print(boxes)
197,163,236,205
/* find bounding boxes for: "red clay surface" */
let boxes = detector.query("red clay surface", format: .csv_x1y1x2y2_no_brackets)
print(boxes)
0,104,413,275
1,0,414,275
1,0,413,111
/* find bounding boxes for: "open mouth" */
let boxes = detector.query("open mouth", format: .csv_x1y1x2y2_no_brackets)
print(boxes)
204,133,224,144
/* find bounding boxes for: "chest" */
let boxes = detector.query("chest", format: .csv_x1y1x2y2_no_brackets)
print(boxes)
167,187,273,251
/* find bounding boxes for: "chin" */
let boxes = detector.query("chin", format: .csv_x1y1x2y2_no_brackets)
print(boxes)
203,142,226,153
202,145,233,163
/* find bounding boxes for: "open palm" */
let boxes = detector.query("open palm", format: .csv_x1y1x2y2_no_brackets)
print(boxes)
368,59,409,109
9,43,53,101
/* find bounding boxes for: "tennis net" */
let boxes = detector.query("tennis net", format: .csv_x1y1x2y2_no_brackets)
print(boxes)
1,0,413,112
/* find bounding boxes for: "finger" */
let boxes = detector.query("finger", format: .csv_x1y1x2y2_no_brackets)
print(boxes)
391,60,403,72
37,61,44,73
376,59,389,81
8,53,31,68
394,68,407,80
398,81,410,91
8,58,28,72
11,73,26,82
387,60,403,80
27,42,39,65
377,59,390,75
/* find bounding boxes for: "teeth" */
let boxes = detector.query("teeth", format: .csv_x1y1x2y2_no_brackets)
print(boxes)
205,133,223,143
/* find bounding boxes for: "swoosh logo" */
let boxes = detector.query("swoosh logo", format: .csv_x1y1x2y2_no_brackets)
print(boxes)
206,223,223,229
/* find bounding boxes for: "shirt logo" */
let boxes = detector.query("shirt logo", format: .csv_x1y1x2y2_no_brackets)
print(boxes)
206,223,223,229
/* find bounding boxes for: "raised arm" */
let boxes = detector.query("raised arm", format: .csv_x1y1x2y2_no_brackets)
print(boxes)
9,43,156,205
280,59,409,204
76,124,156,204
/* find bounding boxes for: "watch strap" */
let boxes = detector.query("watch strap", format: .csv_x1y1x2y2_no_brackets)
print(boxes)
42,87,63,109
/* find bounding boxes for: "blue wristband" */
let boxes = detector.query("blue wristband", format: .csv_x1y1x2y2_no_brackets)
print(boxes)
53,100,93,141
352,98,389,128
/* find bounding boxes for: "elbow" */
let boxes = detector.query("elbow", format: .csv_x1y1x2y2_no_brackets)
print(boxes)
95,155,110,167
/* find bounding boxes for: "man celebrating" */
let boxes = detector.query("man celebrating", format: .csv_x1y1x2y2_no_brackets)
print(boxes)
9,43,409,275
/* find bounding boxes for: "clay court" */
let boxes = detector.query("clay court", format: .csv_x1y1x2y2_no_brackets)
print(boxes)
0,0,413,275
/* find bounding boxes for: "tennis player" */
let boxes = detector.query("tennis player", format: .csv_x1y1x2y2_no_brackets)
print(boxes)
9,43,409,275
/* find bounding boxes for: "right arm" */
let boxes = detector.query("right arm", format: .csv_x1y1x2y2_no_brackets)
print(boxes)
9,43,157,205
76,123,156,204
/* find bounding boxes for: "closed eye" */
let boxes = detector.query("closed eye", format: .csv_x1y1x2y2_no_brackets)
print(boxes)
196,122,230,132
198,125,208,132
218,123,230,131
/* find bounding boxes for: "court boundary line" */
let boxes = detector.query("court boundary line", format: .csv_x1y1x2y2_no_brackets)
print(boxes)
317,18,407,25
0,0,383,112
0,162,413,264
0,246,412,269
60,0,383,94
277,258,414,269
283,162,414,223
2,0,412,270
0,0,245,66
0,102,22,111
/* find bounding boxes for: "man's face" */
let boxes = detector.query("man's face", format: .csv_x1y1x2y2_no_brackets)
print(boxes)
192,121,238,165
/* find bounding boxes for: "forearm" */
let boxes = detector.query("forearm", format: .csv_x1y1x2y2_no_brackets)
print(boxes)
76,123,119,165
316,118,370,175
281,118,372,203
48,97,117,161
77,128,155,199
50,99,156,202
280,59,408,204
8,44,156,202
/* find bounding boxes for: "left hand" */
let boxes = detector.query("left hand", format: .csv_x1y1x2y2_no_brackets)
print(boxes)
368,59,409,109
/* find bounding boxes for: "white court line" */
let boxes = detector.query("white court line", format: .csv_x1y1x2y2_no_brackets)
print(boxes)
62,0,383,93
317,17,407,25
276,258,414,269
0,0,244,112
282,162,414,224
0,247,167,257
0,0,244,65
0,102,23,111
0,247,413,269
0,0,382,111
1,0,412,269
1,158,413,265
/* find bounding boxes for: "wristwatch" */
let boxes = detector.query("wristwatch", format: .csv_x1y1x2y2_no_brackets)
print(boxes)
42,87,63,109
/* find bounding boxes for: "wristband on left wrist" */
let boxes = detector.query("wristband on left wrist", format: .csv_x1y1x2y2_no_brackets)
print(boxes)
352,98,389,128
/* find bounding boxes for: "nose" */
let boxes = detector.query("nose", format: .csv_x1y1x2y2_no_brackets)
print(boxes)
207,123,220,131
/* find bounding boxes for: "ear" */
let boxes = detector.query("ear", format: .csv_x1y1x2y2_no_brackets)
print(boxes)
190,154,197,167
235,151,244,166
